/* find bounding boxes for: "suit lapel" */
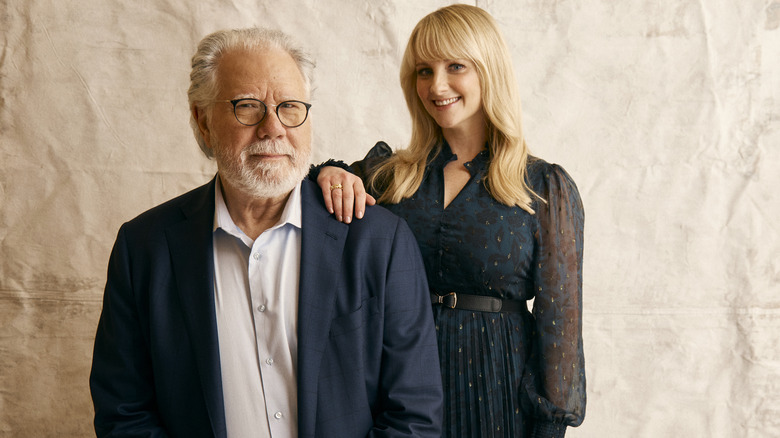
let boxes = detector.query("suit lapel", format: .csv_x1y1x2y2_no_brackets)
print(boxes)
165,178,227,438
296,181,348,437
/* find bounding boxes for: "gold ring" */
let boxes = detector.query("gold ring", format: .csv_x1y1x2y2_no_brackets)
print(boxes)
330,183,343,190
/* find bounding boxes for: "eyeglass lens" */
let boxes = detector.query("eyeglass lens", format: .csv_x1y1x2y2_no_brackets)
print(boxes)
233,99,308,127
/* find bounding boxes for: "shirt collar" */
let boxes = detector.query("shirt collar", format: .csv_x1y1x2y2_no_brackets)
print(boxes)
213,176,303,245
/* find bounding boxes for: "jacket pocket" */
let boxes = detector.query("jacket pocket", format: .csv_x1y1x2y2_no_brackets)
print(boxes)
329,296,379,338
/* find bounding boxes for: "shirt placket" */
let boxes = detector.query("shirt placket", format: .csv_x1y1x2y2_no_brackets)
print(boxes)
248,235,291,435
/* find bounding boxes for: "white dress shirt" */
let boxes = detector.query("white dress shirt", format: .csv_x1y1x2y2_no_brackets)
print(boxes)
212,177,301,438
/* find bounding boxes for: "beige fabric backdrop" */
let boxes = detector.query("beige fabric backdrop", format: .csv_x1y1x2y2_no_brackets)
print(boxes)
2,0,778,436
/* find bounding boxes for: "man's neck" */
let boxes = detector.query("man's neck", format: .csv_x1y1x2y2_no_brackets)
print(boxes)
219,178,292,241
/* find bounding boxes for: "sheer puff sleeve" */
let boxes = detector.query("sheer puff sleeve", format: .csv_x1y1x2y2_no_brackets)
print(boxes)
523,161,586,437
307,141,393,196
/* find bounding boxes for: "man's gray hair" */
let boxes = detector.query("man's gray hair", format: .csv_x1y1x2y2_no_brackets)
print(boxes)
187,27,316,158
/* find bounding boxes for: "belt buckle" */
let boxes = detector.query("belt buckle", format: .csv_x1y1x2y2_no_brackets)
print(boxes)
442,292,457,309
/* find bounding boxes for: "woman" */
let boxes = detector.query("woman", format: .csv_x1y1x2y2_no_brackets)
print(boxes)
314,4,585,437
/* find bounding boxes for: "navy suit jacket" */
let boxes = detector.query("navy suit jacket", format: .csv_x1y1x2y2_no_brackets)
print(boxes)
90,178,443,437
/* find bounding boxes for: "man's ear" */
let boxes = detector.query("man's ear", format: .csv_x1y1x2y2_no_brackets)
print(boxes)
192,105,212,149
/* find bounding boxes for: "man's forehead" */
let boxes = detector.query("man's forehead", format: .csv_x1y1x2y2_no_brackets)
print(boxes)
217,47,306,97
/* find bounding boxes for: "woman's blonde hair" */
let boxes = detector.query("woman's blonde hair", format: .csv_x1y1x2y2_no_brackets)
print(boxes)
370,4,538,213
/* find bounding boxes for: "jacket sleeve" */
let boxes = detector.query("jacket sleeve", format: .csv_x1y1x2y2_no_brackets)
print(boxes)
367,216,443,437
89,225,170,438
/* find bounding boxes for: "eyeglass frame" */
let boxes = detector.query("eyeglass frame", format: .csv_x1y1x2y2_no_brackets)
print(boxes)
214,98,312,128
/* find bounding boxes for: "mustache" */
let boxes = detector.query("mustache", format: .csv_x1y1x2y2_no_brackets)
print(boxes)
242,139,297,158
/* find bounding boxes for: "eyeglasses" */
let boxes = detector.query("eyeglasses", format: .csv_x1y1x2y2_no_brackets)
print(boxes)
215,98,312,128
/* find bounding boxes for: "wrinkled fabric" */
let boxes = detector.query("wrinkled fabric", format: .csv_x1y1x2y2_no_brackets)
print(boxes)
3,1,778,436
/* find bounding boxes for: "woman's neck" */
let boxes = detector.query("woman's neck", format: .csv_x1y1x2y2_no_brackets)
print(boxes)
443,126,487,162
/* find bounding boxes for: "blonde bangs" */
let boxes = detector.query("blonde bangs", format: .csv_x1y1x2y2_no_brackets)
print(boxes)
409,19,474,65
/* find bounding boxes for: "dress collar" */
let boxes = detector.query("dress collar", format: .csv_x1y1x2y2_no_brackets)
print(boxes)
428,141,490,175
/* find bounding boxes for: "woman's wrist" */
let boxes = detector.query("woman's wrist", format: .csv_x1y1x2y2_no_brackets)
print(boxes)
307,159,352,181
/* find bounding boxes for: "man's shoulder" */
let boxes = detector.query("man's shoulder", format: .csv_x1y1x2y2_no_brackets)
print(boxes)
122,178,215,232
300,179,401,224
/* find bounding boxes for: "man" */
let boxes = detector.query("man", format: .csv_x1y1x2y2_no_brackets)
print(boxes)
90,27,442,438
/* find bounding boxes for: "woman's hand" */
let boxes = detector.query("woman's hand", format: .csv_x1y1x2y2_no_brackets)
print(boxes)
317,166,376,223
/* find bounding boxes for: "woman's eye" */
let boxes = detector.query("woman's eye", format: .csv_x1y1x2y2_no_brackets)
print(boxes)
417,68,432,77
449,63,465,72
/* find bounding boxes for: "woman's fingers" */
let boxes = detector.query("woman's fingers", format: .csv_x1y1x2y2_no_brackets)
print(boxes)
317,167,370,223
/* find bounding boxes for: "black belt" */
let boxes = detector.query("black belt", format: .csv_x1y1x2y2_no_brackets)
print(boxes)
430,292,527,313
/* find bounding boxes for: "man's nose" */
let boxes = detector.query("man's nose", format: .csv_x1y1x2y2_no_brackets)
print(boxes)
255,109,286,139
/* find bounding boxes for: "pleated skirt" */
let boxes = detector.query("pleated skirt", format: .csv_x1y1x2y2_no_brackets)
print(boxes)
433,307,533,437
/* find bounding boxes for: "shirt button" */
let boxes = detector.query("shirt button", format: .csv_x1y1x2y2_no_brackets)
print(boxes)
257,304,266,312
266,357,274,366
253,253,260,261
274,412,283,420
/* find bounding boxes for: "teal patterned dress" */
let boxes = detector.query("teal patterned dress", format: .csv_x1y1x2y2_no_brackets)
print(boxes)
350,141,586,437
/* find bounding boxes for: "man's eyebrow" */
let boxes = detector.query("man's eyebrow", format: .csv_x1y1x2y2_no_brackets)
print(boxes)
230,93,258,100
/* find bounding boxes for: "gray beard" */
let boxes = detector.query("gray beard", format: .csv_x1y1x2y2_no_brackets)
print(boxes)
214,138,310,200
